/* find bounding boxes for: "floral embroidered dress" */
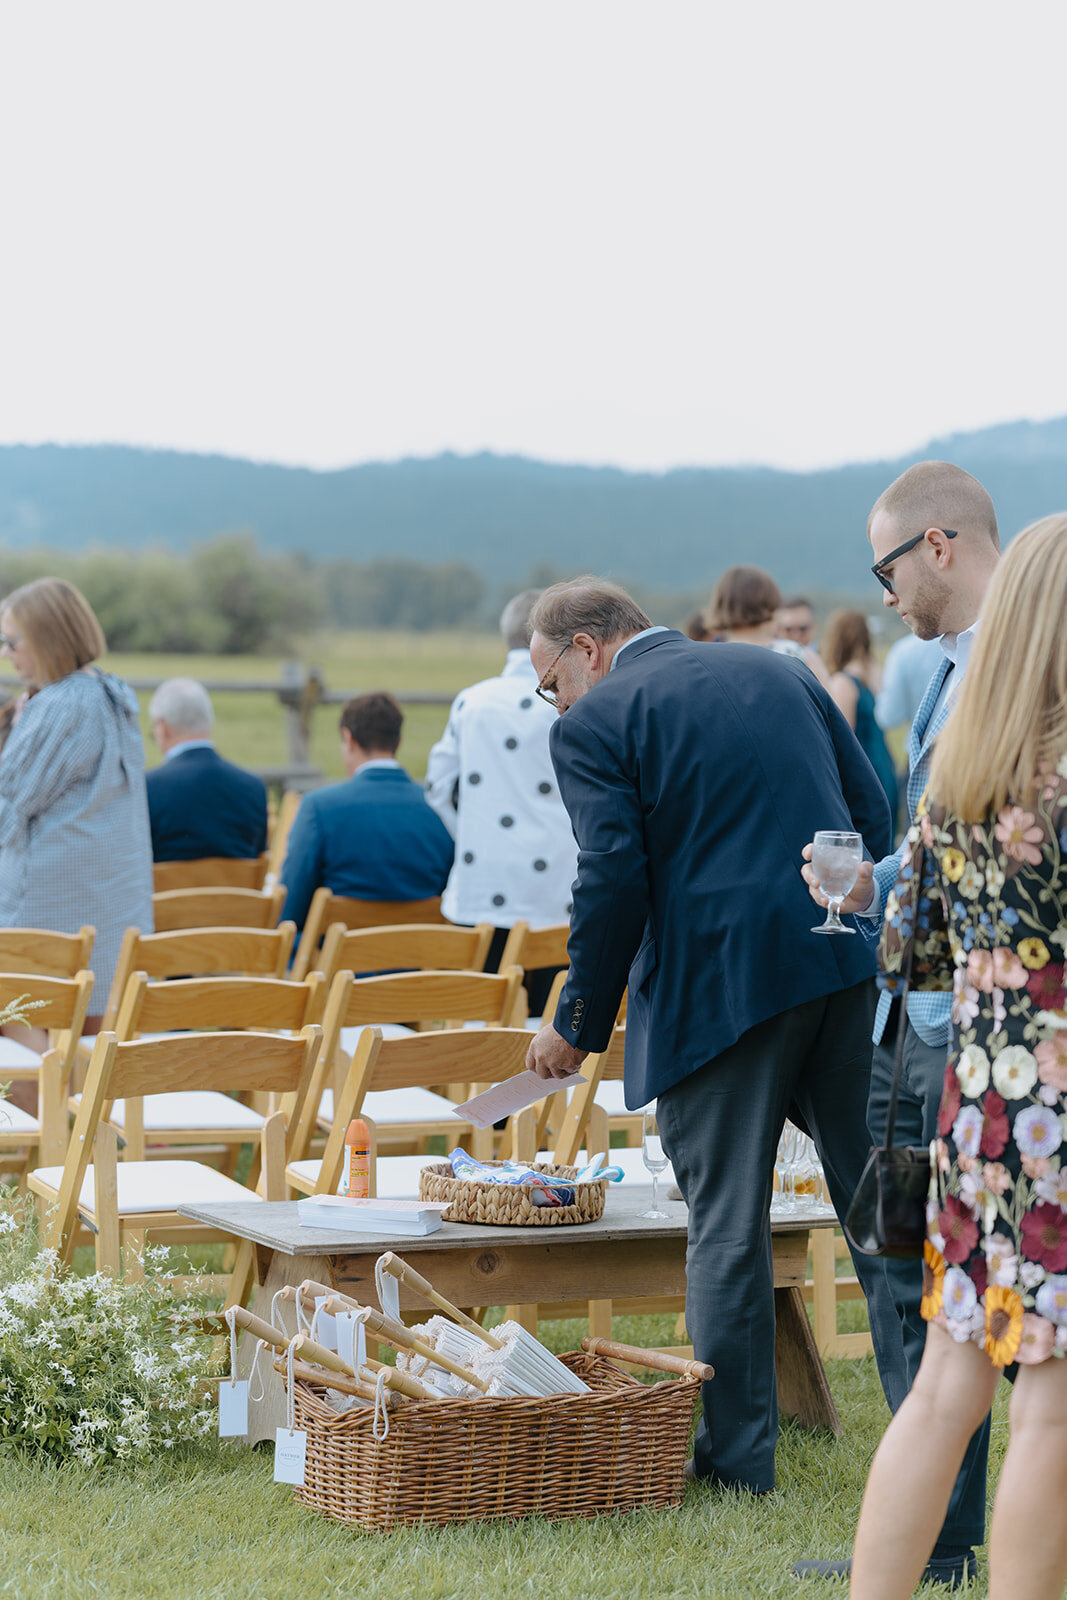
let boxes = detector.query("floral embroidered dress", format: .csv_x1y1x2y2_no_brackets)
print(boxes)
880,765,1067,1369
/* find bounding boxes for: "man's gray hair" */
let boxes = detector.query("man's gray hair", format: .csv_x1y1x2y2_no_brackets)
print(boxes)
499,589,542,651
149,677,215,736
528,577,652,653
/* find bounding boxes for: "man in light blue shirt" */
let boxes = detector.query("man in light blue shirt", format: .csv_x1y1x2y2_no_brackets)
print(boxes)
797,460,1001,1590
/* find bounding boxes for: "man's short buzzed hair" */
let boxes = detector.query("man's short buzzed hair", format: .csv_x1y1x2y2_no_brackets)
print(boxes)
868,460,999,550
529,577,652,653
340,691,403,754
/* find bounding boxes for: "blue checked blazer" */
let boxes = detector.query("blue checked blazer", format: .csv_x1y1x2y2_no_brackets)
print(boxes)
868,652,954,1046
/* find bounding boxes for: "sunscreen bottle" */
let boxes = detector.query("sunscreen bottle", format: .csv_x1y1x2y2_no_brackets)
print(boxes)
343,1118,371,1199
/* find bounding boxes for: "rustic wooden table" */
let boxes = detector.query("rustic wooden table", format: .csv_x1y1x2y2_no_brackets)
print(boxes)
180,1192,841,1443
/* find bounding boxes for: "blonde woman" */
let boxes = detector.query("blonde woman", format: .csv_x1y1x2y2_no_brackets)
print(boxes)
849,515,1067,1599
0,579,152,1053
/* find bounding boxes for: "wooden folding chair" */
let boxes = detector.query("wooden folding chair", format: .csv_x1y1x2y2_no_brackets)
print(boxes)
28,1024,321,1298
95,971,326,1160
99,923,297,1032
311,920,494,985
152,855,270,893
152,885,286,932
292,889,446,980
290,965,526,1161
286,1024,535,1199
0,971,95,1174
0,926,95,977
497,922,570,1025
267,790,302,881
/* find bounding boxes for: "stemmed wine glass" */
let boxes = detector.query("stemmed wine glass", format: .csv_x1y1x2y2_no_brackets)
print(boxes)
640,1104,670,1220
773,1123,800,1215
810,830,863,935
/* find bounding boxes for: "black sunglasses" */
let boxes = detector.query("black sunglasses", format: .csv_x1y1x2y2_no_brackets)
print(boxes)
871,529,957,594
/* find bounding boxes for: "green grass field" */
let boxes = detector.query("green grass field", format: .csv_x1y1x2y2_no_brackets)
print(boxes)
0,1299,1011,1600
99,630,506,785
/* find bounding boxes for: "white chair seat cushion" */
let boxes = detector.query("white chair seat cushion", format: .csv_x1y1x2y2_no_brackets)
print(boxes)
338,1023,415,1056
536,1145,675,1186
0,1037,43,1069
0,1102,40,1133
317,1086,458,1127
288,1154,435,1199
30,1160,262,1215
110,1092,266,1131
592,1081,633,1116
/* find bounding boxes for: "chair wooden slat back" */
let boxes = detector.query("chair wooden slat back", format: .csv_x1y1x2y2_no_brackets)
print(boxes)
0,926,95,978
152,855,270,893
313,921,494,985
102,923,296,1029
267,790,302,880
114,972,325,1039
292,889,447,979
289,966,524,1159
0,970,95,1165
152,886,285,932
43,1024,321,1264
309,1025,533,1195
498,921,570,973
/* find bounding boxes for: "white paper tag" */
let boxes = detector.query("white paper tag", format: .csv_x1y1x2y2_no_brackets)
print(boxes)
314,1296,337,1352
455,1069,586,1129
379,1275,400,1321
335,1311,366,1373
274,1428,307,1485
218,1379,249,1438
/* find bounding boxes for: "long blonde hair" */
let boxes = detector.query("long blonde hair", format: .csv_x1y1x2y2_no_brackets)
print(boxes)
1,577,106,686
929,515,1067,820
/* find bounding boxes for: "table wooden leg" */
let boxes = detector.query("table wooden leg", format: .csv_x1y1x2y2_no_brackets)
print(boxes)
588,1298,613,1339
504,1302,539,1333
240,1250,335,1444
774,1285,841,1434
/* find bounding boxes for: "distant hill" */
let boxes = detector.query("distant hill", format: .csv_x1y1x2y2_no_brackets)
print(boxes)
2,417,1066,594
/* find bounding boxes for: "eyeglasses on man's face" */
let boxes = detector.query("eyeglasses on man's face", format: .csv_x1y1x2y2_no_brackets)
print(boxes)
871,528,957,594
535,642,572,707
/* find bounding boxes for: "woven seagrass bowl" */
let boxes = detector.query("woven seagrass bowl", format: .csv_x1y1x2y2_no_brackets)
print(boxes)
418,1160,607,1225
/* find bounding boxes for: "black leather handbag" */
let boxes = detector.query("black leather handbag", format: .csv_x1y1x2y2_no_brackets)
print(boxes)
845,930,933,1260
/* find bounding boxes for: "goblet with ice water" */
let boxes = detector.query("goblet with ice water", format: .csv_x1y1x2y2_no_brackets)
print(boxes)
810,830,862,936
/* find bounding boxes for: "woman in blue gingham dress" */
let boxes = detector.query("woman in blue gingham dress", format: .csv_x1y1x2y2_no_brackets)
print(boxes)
0,578,153,1019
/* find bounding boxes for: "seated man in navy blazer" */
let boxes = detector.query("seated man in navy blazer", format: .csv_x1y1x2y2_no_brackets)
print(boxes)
525,578,895,1496
280,692,454,930
146,678,268,862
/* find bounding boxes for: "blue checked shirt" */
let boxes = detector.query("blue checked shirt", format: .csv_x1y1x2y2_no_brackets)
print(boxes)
863,628,977,1047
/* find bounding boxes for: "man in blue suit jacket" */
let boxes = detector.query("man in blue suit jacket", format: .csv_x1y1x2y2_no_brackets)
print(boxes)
146,678,268,862
280,692,454,931
526,579,893,1494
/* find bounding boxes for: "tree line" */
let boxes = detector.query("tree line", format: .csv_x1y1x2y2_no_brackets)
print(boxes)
0,534,870,654
0,536,489,652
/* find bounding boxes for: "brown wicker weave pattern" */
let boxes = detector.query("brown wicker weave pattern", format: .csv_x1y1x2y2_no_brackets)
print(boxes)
418,1161,607,1226
290,1351,699,1531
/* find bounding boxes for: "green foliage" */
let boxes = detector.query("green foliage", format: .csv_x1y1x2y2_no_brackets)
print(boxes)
320,557,486,630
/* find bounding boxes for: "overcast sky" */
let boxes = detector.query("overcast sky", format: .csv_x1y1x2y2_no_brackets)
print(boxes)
2,3,1065,475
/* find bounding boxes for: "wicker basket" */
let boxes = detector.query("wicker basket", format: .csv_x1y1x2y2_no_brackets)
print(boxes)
285,1338,709,1531
418,1160,607,1226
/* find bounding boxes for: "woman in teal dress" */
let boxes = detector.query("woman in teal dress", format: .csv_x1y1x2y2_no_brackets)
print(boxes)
849,516,1067,1600
822,607,899,825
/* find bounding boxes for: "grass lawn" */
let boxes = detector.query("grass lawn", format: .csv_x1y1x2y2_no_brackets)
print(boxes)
99,630,505,785
0,1295,1011,1600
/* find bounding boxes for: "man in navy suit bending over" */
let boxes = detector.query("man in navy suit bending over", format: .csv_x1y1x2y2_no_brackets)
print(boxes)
526,577,894,1495
280,692,454,931
147,678,268,862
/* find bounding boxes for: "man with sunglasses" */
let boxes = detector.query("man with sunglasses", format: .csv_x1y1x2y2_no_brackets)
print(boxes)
797,459,1001,1588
